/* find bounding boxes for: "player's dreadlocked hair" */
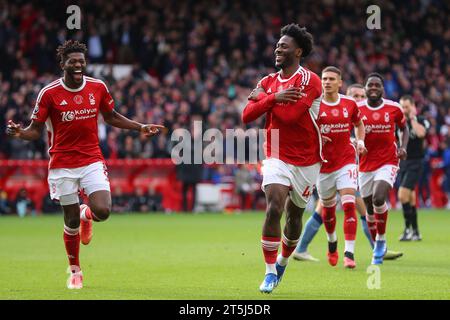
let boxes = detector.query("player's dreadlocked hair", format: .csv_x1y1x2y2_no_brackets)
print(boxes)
56,40,87,64
365,72,384,85
280,24,314,58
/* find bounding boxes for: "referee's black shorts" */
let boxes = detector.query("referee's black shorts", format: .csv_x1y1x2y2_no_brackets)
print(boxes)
398,159,423,190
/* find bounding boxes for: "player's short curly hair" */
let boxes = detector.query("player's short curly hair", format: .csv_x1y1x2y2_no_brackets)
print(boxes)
56,40,87,63
365,72,384,84
280,24,314,58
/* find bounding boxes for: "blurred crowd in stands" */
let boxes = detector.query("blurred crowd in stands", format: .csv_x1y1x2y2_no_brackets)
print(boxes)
0,0,449,213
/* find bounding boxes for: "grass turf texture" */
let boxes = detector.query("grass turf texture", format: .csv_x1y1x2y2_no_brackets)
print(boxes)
1,210,449,300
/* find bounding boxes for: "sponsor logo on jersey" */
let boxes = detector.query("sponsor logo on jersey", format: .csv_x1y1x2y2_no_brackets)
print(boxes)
320,111,327,117
362,115,368,121
320,123,349,134
365,123,391,134
61,108,97,122
267,88,272,93
60,100,68,106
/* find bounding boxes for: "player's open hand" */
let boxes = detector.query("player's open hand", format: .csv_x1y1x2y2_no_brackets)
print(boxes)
6,120,21,138
274,87,302,104
397,147,407,160
248,87,266,101
140,124,166,137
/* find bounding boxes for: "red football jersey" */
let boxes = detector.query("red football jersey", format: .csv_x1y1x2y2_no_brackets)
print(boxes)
242,66,323,166
31,76,114,169
318,94,361,173
358,98,406,172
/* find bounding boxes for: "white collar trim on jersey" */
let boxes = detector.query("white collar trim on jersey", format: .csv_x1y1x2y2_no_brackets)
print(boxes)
59,76,86,92
364,98,385,110
277,66,302,83
322,94,341,106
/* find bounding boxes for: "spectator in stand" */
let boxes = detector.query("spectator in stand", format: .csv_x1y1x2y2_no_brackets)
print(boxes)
111,186,132,213
41,192,60,214
234,164,253,210
0,189,11,215
14,188,35,217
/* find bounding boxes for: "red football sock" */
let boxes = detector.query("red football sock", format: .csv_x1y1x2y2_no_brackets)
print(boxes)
281,234,299,259
374,203,389,237
321,198,337,238
261,236,280,264
341,195,357,241
64,225,80,270
366,213,377,241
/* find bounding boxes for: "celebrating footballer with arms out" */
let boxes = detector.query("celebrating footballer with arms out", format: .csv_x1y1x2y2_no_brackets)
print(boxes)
358,73,409,265
6,40,164,289
243,24,323,293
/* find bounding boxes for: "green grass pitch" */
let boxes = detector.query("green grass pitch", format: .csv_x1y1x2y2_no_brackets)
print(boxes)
1,210,450,300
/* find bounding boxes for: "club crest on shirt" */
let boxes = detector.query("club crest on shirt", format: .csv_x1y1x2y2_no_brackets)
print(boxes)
89,93,95,105
343,108,348,118
73,95,83,104
331,109,339,117
372,112,380,121
384,112,390,122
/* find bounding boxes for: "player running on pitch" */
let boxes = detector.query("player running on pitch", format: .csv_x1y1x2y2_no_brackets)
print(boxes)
243,24,323,293
293,84,404,262
314,67,367,268
6,40,164,289
358,73,409,265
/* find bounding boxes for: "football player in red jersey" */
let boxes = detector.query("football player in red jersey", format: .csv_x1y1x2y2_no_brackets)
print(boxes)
358,73,409,265
6,40,164,289
315,67,367,269
243,24,323,293
292,83,403,263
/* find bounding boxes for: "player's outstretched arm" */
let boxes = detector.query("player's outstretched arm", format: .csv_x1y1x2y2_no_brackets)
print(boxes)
6,120,44,141
101,110,165,137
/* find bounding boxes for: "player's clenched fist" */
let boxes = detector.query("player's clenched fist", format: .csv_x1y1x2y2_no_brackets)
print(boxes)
140,124,166,137
6,120,22,138
274,87,302,104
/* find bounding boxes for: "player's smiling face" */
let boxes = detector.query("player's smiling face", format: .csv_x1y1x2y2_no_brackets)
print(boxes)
274,35,300,69
62,52,87,85
321,71,342,94
365,77,384,101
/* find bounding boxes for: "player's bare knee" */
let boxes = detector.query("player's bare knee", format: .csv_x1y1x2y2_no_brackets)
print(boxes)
92,206,110,221
65,216,80,229
372,194,386,207
266,201,284,219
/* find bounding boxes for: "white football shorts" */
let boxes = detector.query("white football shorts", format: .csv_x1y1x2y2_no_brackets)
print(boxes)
48,161,111,200
318,163,358,199
358,164,399,198
261,158,321,208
